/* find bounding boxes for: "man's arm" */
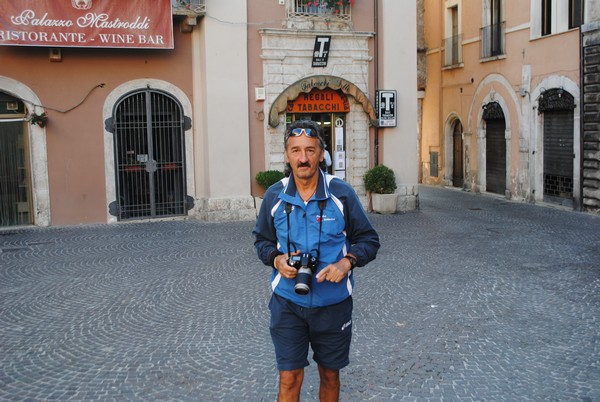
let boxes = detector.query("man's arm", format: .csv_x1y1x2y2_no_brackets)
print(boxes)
253,187,282,267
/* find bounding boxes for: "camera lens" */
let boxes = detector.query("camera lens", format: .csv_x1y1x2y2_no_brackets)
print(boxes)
294,266,312,295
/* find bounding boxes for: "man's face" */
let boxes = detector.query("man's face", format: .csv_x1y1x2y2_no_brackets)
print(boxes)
285,132,324,181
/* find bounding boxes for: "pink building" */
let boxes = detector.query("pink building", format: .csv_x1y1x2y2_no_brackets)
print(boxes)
0,0,419,228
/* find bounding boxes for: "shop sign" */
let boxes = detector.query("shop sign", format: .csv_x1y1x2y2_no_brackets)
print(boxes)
0,0,173,49
287,88,350,114
312,36,331,67
376,90,397,127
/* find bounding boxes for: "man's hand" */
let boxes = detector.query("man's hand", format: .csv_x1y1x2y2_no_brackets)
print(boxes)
274,251,300,279
316,258,352,283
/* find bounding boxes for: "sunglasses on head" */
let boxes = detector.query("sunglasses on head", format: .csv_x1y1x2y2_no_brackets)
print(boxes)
289,128,318,138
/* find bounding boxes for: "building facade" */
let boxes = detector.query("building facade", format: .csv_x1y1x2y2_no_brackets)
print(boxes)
422,0,587,210
247,0,419,212
0,0,256,228
0,0,417,229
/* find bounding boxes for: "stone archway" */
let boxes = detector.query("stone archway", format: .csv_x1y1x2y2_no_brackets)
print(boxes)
268,75,377,127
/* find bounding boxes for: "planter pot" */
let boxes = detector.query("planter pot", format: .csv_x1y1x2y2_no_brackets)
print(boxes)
371,193,397,214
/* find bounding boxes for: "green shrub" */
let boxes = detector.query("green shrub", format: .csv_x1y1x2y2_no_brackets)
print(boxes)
363,165,397,194
255,170,285,190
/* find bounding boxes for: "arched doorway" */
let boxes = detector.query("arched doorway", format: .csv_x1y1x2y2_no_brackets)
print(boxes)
0,92,31,226
452,120,464,187
483,101,506,195
110,89,188,220
538,88,576,207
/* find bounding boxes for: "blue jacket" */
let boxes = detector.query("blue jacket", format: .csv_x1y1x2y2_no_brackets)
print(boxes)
253,169,380,308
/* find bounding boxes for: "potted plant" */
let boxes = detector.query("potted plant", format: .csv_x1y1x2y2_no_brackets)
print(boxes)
255,170,285,214
363,164,398,214
29,111,48,128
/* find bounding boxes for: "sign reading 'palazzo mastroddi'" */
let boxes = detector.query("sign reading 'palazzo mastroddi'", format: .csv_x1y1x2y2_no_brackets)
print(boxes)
0,0,173,49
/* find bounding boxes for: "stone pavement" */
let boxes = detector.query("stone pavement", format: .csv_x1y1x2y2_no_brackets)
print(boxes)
1,185,599,401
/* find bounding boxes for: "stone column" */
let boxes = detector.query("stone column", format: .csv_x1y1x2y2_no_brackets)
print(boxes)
582,1,600,212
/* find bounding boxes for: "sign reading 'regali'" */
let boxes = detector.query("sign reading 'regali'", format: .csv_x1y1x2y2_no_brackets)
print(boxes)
0,0,174,49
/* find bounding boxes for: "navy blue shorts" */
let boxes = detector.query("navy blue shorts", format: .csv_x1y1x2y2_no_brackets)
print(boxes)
269,293,353,371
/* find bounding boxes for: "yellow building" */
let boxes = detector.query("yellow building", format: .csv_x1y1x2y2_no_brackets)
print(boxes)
422,0,582,209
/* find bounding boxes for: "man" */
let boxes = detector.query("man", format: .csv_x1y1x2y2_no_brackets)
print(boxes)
323,143,332,171
253,119,380,401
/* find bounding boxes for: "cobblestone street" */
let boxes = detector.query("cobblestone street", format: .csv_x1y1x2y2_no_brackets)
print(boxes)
1,186,599,401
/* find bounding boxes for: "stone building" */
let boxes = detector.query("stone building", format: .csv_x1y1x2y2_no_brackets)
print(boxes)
248,0,419,212
582,0,600,212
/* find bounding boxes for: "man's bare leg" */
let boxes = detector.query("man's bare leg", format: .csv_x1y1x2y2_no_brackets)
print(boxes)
318,365,340,402
278,368,304,402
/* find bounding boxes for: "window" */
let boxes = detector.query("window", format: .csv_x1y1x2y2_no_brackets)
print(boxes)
481,0,504,58
569,0,581,29
444,5,462,67
542,0,552,36
535,0,580,37
289,0,352,20
172,0,206,15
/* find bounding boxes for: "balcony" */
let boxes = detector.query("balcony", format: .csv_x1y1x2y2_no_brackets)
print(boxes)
481,22,505,59
288,0,352,22
442,33,462,68
172,0,206,16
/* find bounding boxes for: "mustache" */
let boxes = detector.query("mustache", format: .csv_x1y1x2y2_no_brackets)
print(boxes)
297,162,311,168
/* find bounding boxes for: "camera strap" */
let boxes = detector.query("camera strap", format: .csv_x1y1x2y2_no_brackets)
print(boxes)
284,199,327,260
285,202,293,258
316,200,326,259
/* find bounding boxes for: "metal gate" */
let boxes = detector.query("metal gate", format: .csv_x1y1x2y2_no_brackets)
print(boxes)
483,102,506,195
110,89,188,221
543,110,574,204
0,93,31,227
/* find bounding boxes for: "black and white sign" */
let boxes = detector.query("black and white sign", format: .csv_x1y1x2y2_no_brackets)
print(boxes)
376,90,397,127
312,36,331,67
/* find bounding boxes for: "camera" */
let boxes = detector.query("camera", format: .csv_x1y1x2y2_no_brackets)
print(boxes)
288,253,318,295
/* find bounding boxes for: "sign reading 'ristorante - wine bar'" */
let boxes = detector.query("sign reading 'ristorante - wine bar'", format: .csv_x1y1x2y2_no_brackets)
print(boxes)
0,0,174,49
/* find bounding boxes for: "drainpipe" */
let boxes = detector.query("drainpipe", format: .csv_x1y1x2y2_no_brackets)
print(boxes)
374,0,380,166
578,4,584,211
